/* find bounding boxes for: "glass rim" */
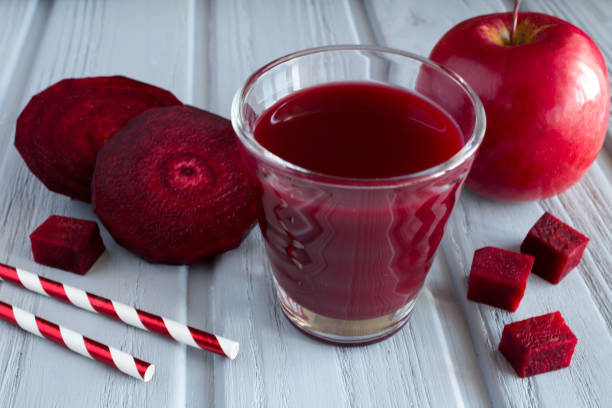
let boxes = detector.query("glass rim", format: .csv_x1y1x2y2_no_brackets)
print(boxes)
231,44,486,188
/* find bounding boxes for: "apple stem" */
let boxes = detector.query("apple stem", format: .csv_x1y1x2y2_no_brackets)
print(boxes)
511,0,523,45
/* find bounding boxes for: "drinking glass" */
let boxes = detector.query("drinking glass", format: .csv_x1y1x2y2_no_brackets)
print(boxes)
231,45,485,344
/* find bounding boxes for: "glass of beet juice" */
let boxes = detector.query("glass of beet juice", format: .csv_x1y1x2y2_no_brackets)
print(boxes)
232,45,485,344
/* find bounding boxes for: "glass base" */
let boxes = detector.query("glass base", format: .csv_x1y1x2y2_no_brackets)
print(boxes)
274,278,416,345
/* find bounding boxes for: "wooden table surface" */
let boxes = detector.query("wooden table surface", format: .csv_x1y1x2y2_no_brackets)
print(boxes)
0,1,610,407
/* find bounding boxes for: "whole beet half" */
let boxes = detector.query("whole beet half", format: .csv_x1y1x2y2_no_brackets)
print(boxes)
92,105,258,265
15,76,182,202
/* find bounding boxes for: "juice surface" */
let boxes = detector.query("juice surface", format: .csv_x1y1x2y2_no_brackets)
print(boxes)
254,82,463,178
252,82,466,319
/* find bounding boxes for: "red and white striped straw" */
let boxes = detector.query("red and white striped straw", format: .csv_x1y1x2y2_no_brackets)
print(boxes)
0,263,238,359
0,300,154,381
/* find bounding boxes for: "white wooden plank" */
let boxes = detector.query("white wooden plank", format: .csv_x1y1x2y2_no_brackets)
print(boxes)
0,1,202,407
210,1,489,407
0,0,40,111
0,2,52,406
369,0,612,406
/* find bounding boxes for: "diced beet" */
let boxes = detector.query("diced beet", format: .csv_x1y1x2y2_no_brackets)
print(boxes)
520,212,589,284
91,105,258,265
30,215,106,275
467,247,534,312
15,76,182,202
499,311,577,377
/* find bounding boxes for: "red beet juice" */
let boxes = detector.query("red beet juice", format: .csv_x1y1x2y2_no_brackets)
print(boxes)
252,82,465,320
255,82,463,178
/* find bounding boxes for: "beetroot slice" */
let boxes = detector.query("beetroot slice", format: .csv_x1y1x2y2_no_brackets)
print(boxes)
30,215,106,275
499,311,577,377
15,76,182,202
91,105,258,265
467,247,534,312
520,212,589,284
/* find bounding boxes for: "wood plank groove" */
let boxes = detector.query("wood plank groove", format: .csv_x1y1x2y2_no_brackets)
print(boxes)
344,0,377,45
184,1,215,406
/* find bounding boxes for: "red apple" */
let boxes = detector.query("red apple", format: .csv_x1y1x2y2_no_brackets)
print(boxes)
429,11,609,201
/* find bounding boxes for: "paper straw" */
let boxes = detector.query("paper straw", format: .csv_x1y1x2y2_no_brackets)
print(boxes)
0,263,239,359
0,300,154,381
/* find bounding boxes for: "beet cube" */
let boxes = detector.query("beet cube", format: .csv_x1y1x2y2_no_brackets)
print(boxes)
467,247,534,311
30,215,105,275
499,311,577,377
520,212,589,284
